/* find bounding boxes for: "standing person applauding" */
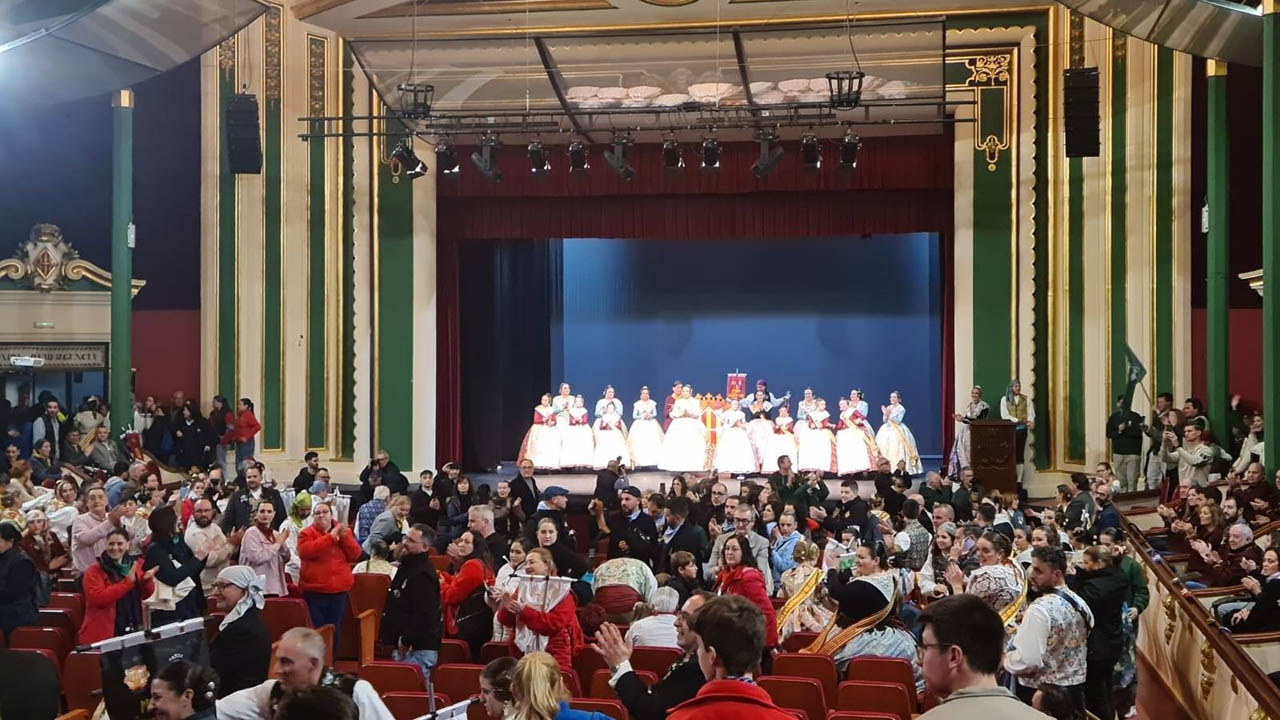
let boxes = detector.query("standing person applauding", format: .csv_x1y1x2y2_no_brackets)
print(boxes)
144,505,213,625
440,529,496,662
238,501,292,597
80,528,158,644
297,500,362,647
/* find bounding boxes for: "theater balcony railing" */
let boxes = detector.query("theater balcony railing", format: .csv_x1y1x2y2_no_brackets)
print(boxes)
1123,506,1280,719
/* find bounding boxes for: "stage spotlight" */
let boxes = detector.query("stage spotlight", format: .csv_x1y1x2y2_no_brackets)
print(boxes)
662,138,685,172
603,134,635,181
470,133,503,183
568,140,590,174
838,130,862,171
528,140,550,176
751,131,784,178
801,133,821,170
435,143,460,175
391,139,427,180
700,136,721,173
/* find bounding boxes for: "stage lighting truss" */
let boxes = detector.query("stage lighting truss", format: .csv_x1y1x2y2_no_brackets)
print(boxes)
568,139,590,174
750,130,784,178
700,135,721,173
839,130,862,171
390,138,427,181
470,132,503,183
801,133,822,170
603,134,636,181
435,143,460,175
528,140,551,176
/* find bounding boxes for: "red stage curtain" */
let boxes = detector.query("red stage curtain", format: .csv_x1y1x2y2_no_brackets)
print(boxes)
436,232,463,463
435,132,956,465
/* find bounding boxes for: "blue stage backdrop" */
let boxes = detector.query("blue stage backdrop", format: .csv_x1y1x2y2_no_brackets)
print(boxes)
550,234,944,461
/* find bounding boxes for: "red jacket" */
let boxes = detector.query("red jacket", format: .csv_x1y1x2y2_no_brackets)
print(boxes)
80,561,154,645
440,559,495,636
226,409,262,445
716,566,778,648
668,679,794,720
497,590,581,672
296,524,362,593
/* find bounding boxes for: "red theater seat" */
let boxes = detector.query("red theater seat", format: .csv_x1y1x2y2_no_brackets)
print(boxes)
380,691,452,720
772,652,838,708
836,681,912,720
433,663,485,703
358,661,426,694
844,657,918,711
758,676,827,720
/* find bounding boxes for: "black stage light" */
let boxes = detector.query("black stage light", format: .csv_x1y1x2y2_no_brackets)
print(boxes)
751,131,783,178
568,140,590,174
391,139,427,180
435,143,460,175
603,134,635,181
396,82,435,118
801,133,821,170
838,130,862,171
700,136,720,173
528,140,550,176
470,133,502,183
662,138,685,172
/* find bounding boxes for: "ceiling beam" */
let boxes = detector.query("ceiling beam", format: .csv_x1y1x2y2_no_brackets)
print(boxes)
293,0,360,20
534,37,595,143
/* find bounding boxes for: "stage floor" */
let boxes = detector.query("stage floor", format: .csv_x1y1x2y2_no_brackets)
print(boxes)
466,467,924,501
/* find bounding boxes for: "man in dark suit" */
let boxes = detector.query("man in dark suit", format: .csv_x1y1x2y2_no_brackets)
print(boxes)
657,497,708,575
593,459,625,513
509,458,540,519
604,486,658,566
591,591,710,720
219,464,287,532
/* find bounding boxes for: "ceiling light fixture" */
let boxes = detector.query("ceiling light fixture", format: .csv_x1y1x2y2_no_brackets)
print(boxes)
750,130,783,178
391,139,427,180
603,134,635,181
801,133,821,170
700,135,721,173
435,142,460,175
528,140,550,176
662,138,685,172
470,133,503,183
838,130,862,171
568,140,590,174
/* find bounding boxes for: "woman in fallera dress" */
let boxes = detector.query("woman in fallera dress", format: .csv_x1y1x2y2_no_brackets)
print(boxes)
559,395,595,469
875,391,923,474
595,386,624,419
660,385,708,472
551,382,574,418
714,399,758,474
949,385,990,475
765,405,799,474
746,390,776,459
796,387,818,424
628,386,665,468
836,398,877,476
518,394,560,471
592,402,632,469
798,398,837,474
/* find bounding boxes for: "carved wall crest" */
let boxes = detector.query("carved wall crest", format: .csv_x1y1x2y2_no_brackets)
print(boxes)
0,224,144,295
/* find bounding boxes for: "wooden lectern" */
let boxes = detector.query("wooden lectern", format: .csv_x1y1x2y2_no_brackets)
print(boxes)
968,420,1019,494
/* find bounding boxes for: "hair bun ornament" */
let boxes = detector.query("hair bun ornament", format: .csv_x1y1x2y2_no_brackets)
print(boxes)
206,680,217,700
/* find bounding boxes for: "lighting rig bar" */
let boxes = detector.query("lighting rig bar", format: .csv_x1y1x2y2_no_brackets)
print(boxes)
295,97,973,141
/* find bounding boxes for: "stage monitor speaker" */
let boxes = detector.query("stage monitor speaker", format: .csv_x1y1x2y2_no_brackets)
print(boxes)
1063,67,1099,158
225,93,262,174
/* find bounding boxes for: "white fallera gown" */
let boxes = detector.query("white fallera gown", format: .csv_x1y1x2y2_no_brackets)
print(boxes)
713,409,758,474
519,405,561,470
798,410,836,473
628,399,665,467
836,408,878,475
875,403,923,474
660,397,708,471
764,416,799,473
559,407,595,469
593,412,633,469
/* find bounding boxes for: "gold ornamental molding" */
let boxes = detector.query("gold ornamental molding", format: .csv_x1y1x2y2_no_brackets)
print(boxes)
358,0,614,17
1163,593,1178,643
218,36,237,80
952,51,1014,171
1199,640,1216,701
264,5,283,103
308,35,328,118
0,224,144,296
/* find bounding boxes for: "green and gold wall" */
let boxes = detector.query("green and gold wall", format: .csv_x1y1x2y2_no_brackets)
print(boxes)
200,5,1193,477
200,4,438,471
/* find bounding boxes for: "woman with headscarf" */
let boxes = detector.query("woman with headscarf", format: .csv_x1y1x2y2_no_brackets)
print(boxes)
80,528,158,643
950,385,991,475
208,565,272,696
45,479,82,545
143,505,212,625
238,500,291,597
283,491,311,584
20,509,70,599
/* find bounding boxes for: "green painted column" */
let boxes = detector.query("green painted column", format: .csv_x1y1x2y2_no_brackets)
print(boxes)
1266,3,1280,477
1206,60,1229,439
109,89,134,436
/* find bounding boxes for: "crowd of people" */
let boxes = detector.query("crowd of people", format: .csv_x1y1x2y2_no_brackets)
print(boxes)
5,384,1274,720
518,379,926,476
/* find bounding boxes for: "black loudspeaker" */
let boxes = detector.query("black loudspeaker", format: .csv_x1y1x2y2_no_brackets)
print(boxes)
1063,67,1100,158
225,93,262,174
